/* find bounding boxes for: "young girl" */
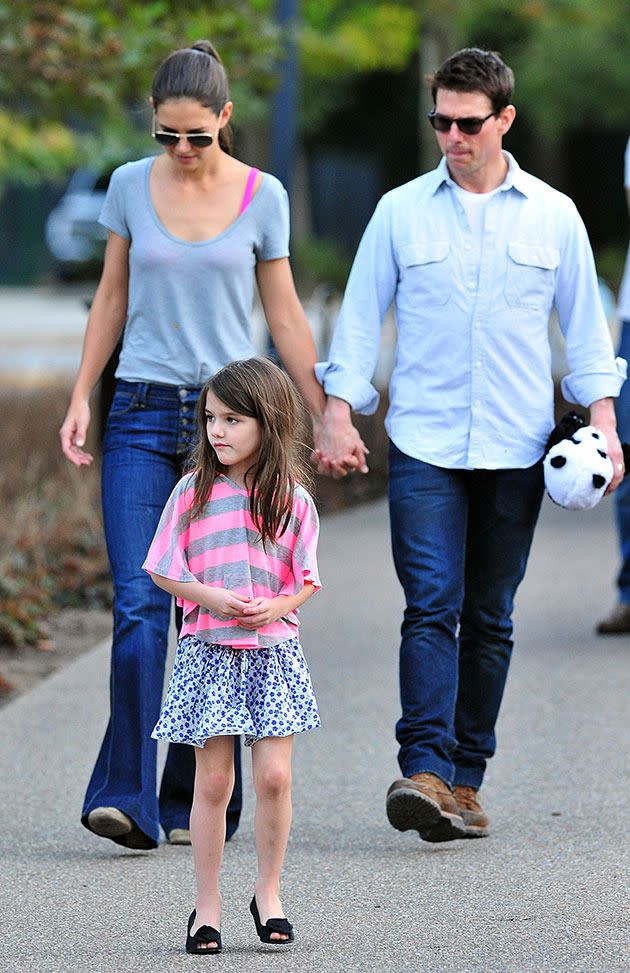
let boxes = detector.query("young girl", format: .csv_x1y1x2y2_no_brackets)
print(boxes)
143,357,321,954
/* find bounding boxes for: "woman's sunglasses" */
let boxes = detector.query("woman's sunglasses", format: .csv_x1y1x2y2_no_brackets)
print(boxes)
151,117,214,148
427,110,497,135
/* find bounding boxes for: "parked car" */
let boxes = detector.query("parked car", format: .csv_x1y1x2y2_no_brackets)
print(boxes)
45,167,114,279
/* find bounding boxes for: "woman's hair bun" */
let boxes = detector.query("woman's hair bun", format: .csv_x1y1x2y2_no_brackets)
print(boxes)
190,40,223,64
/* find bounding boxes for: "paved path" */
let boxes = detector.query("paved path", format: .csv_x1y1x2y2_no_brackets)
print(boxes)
0,497,628,972
0,285,91,383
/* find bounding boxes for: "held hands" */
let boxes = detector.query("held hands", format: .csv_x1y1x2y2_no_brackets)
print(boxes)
59,399,94,467
311,399,369,479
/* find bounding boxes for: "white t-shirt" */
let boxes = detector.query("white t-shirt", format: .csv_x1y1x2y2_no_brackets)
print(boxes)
452,183,500,284
617,137,630,322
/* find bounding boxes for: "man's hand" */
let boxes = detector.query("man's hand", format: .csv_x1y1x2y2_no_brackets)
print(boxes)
590,397,624,492
312,397,369,479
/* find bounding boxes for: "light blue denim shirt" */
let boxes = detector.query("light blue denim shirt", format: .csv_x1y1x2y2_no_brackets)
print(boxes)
316,152,626,469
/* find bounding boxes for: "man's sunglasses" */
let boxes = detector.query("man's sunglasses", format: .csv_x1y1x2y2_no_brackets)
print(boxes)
427,110,497,135
151,117,214,148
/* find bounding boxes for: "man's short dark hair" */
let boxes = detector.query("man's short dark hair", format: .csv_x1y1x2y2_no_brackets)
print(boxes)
430,48,514,112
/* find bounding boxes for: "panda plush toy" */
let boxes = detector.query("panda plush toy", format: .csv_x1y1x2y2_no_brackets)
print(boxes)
543,410,627,511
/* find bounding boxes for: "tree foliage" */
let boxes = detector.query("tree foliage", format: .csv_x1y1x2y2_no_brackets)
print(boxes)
447,0,630,135
0,0,281,184
0,0,420,184
1,0,628,185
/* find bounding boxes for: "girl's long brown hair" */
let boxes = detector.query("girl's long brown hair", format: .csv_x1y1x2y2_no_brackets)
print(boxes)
189,358,312,546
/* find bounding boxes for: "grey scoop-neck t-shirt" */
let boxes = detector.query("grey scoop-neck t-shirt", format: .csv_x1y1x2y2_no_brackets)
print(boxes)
99,157,290,387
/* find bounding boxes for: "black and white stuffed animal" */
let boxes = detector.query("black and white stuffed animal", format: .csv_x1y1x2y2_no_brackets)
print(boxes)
543,410,614,510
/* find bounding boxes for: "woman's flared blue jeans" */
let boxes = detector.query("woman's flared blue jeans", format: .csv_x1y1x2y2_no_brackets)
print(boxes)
81,380,241,846
388,441,544,790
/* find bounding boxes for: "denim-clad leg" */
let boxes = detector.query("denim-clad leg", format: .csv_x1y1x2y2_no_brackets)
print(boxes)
614,320,630,603
82,380,242,844
388,441,543,788
388,442,468,785
453,464,544,789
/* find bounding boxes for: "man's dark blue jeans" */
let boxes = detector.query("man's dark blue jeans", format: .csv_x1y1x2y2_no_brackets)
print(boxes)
388,441,544,790
81,380,242,847
614,319,630,604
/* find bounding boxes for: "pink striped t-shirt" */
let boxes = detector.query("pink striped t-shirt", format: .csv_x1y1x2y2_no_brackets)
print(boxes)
143,472,320,649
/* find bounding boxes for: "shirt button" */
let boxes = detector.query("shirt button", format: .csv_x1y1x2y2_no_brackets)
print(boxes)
179,388,188,400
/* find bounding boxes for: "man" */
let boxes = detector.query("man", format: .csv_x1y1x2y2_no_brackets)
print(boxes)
314,48,625,841
597,135,630,634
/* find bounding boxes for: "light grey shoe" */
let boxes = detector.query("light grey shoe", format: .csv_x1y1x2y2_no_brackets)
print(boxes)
168,828,192,845
86,806,155,850
87,806,133,838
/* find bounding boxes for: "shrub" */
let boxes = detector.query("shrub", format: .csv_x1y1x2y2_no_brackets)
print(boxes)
0,385,111,649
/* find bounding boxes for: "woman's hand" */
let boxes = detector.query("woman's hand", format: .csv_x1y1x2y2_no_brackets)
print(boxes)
59,230,129,467
59,398,94,466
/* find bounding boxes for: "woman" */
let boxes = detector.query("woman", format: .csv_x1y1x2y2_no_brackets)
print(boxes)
60,40,364,850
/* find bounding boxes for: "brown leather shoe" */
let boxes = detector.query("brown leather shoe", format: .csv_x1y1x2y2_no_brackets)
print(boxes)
386,772,466,842
596,603,630,634
453,786,489,837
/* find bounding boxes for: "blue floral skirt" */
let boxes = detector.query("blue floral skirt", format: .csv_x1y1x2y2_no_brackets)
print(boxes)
152,635,321,748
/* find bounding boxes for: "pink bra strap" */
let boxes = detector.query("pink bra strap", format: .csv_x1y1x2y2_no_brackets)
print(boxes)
239,167,260,215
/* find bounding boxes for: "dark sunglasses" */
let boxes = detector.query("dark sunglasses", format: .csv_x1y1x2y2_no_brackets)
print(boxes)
151,117,214,148
427,110,497,135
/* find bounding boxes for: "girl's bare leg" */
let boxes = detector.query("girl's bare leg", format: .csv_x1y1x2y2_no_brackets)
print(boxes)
190,735,235,948
251,735,294,941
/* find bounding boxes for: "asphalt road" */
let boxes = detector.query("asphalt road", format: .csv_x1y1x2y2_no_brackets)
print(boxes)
0,495,628,972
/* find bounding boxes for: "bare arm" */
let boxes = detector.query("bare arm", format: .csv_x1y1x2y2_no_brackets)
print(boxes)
59,231,130,466
239,580,317,629
148,573,252,618
149,571,316,629
256,257,368,475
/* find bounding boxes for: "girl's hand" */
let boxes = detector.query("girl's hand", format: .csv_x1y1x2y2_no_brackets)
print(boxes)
60,399,94,466
239,597,284,629
204,587,251,619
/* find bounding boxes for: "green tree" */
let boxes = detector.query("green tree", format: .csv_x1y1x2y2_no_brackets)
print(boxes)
423,0,630,135
0,0,281,185
0,0,421,184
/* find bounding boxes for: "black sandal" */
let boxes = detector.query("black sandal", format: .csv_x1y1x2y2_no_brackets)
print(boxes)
185,910,222,955
249,896,294,944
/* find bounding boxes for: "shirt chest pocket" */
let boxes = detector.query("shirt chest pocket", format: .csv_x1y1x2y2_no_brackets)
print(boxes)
398,241,451,307
504,243,560,310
